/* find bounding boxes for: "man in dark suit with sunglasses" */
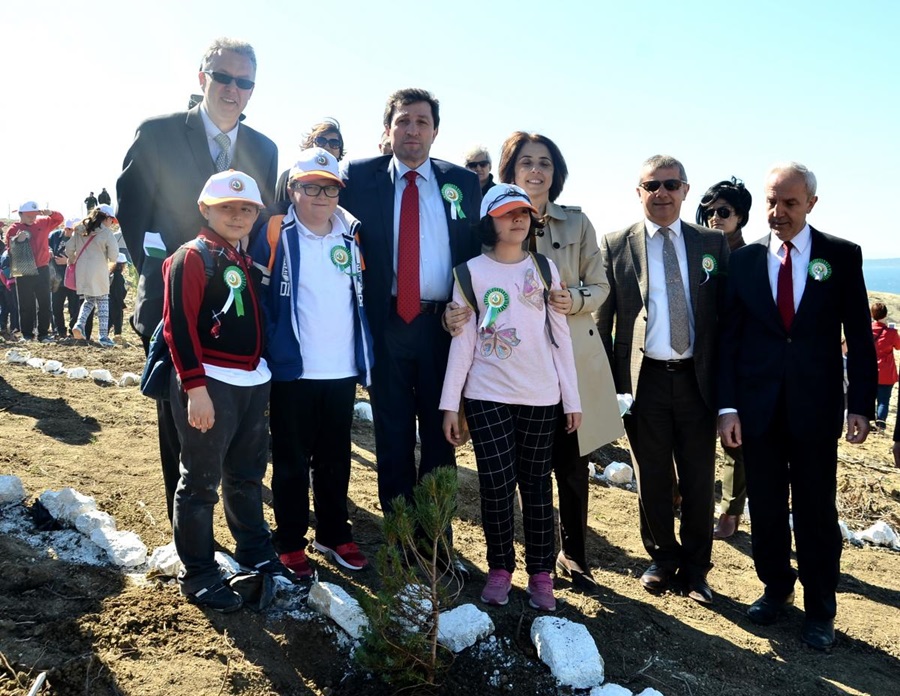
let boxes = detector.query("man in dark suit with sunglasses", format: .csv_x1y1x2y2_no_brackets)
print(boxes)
718,162,876,650
339,89,481,564
117,37,277,525
597,154,729,605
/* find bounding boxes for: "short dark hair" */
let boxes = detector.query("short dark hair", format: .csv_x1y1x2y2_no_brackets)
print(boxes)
695,177,753,230
871,302,888,321
497,132,569,203
302,120,345,160
383,88,440,129
476,212,544,248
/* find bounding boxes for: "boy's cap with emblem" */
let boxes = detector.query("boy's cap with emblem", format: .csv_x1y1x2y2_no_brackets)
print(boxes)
15,201,40,213
197,170,265,208
480,183,538,219
289,147,344,186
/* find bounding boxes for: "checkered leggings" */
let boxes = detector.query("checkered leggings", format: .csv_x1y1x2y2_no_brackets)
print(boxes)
464,399,558,575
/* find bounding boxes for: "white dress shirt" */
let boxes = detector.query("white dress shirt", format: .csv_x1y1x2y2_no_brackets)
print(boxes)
199,104,238,166
767,224,811,311
644,219,695,360
391,158,452,301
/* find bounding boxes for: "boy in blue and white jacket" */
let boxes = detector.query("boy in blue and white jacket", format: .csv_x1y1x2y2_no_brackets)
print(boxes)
249,147,374,578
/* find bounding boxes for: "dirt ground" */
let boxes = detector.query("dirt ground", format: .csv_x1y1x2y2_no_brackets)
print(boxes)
1,294,900,696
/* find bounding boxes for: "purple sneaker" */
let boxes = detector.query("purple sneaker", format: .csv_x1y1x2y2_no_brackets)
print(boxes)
527,572,556,611
480,569,512,606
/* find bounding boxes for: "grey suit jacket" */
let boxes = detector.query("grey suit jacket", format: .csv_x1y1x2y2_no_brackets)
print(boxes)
116,105,277,337
596,220,729,410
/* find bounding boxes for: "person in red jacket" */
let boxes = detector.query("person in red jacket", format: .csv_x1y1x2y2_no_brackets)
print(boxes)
871,301,900,432
3,202,64,342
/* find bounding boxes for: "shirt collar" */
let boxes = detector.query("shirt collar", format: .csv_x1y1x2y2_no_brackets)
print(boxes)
645,218,683,238
199,103,239,140
767,223,811,255
392,157,433,183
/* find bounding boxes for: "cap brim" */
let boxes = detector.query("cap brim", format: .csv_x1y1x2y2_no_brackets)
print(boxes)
199,196,264,208
289,171,344,187
488,200,538,218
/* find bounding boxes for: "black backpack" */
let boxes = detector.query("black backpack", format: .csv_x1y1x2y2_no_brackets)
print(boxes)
452,252,558,348
139,238,216,399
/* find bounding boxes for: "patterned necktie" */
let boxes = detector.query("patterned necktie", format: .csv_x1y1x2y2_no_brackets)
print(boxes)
661,227,690,354
777,241,795,331
396,170,420,323
214,132,231,172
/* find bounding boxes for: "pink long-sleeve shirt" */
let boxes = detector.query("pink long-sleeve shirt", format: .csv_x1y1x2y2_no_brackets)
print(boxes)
440,254,581,414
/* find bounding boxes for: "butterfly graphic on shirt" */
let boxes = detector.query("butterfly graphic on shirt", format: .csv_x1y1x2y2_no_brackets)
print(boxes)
516,268,544,311
479,324,520,360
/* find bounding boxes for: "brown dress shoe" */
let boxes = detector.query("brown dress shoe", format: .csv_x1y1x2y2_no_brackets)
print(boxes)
713,513,740,540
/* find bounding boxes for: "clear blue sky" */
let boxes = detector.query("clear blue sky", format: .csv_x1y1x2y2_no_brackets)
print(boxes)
3,0,898,258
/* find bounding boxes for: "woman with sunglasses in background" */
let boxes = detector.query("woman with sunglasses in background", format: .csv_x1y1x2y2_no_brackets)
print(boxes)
495,132,624,591
695,177,752,540
275,118,345,204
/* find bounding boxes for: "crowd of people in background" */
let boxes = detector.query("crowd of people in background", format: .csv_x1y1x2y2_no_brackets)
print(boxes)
5,36,899,652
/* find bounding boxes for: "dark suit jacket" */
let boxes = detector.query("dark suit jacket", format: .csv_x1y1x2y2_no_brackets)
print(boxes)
718,227,876,440
116,105,277,337
597,220,729,410
339,155,482,344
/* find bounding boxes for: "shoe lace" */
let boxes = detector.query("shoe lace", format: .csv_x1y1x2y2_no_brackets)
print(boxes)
530,573,552,594
486,570,509,589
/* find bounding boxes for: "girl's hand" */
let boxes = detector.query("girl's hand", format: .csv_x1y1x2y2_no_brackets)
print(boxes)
186,386,215,433
548,281,572,315
442,302,472,336
565,412,582,433
443,410,463,446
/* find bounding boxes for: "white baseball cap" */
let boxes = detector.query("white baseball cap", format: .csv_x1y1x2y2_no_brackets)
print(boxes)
197,170,265,208
16,201,40,213
116,253,127,264
65,217,82,229
480,184,538,219
289,147,343,186
97,203,116,217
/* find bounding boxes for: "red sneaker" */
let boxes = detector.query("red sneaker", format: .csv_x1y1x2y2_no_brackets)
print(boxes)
279,549,313,578
312,541,368,570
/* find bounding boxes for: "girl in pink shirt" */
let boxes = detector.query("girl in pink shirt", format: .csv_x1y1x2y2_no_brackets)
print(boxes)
440,184,581,611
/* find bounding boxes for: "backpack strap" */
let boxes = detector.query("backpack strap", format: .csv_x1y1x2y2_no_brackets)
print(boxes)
452,260,478,319
265,215,286,272
184,238,215,280
528,252,558,348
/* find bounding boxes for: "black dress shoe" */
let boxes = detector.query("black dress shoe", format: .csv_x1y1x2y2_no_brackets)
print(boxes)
686,576,714,606
556,552,599,593
747,592,795,625
801,618,835,651
640,563,675,594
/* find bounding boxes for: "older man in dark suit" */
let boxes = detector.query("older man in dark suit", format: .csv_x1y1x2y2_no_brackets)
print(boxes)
340,88,481,529
117,37,277,524
597,155,729,605
718,162,876,650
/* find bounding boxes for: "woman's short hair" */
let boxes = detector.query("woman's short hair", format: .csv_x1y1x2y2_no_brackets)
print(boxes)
477,212,544,248
302,119,345,160
871,302,888,321
497,132,568,203
695,177,753,230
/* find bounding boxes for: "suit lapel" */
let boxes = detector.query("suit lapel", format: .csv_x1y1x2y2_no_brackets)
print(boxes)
431,160,460,261
750,237,782,331
375,160,394,262
794,227,823,329
682,222,702,317
626,223,649,308
185,107,216,179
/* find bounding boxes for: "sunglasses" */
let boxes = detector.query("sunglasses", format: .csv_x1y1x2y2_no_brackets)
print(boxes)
639,179,685,193
203,71,255,90
703,206,734,220
290,182,341,198
466,160,490,169
315,136,343,150
487,189,532,215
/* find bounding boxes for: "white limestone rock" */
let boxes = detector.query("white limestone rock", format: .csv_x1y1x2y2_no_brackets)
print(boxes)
215,551,241,576
636,689,665,696
148,542,183,577
0,475,26,505
437,603,495,653
530,616,604,689
6,349,29,364
89,528,147,567
67,367,89,379
591,684,633,696
395,583,434,631
90,369,115,384
603,461,634,485
308,581,369,640
40,488,97,526
75,509,116,535
119,372,141,387
26,357,45,368
617,393,634,417
41,359,64,374
353,401,373,422
858,520,898,548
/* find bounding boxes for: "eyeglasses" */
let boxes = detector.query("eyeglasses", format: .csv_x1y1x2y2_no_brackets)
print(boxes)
639,179,685,193
315,136,343,150
487,189,532,215
703,206,734,220
203,71,255,90
290,182,341,198
466,160,490,170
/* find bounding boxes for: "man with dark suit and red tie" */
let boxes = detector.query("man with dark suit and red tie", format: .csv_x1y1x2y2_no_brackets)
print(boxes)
597,155,729,605
339,89,481,560
718,162,877,650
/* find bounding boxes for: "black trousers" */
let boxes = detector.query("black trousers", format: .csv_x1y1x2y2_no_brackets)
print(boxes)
369,311,455,515
623,360,716,578
269,376,356,554
52,284,92,338
742,392,841,620
15,267,51,340
552,414,591,568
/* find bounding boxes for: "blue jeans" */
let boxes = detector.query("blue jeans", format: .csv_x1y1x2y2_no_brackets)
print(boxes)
876,384,894,428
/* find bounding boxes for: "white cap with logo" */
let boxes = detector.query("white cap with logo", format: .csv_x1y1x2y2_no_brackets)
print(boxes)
197,170,265,208
289,147,344,186
16,201,40,213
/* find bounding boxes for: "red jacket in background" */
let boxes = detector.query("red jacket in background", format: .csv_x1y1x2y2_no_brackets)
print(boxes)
3,212,65,268
872,320,900,385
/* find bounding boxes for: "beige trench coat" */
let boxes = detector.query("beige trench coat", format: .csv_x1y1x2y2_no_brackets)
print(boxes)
535,201,624,455
65,226,119,297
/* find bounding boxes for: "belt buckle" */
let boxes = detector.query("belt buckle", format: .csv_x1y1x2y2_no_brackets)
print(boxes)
664,360,680,372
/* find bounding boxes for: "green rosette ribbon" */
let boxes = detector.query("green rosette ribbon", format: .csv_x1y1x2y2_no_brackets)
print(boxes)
441,183,466,220
221,265,247,317
479,287,510,331
330,245,351,272
700,254,717,284
808,258,832,281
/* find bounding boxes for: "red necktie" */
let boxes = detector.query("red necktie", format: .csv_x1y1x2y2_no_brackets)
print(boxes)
396,170,420,323
777,241,794,331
